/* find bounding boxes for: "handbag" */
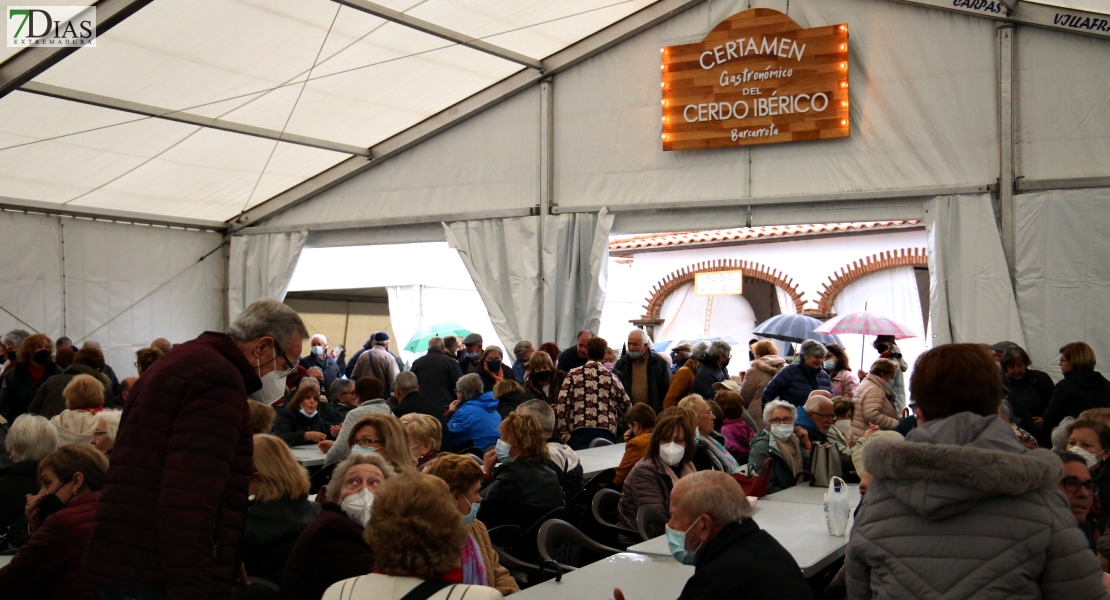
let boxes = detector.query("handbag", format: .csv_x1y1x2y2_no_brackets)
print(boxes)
734,457,774,497
809,441,842,488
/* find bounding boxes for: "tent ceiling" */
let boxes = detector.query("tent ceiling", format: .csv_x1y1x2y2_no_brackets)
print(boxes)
0,0,1105,227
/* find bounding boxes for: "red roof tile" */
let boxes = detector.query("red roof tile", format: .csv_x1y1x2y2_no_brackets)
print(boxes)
608,221,923,251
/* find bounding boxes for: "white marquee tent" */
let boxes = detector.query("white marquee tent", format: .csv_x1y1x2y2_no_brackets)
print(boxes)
0,0,1108,379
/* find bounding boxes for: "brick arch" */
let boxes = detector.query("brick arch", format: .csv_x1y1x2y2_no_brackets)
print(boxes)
816,248,928,313
641,259,805,320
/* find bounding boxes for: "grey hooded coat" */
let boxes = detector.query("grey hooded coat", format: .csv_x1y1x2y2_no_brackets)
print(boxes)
846,412,1109,600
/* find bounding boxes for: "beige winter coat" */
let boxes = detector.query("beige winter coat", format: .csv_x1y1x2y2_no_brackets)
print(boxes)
739,356,786,430
852,374,899,437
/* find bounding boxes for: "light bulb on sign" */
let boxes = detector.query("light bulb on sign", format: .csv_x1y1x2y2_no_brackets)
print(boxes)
840,81,848,88
660,48,665,53
661,65,665,70
839,24,847,32
841,101,848,107
661,83,666,88
840,44,846,51
841,119,848,126
662,134,668,140
662,117,668,122
662,100,668,106
840,63,847,69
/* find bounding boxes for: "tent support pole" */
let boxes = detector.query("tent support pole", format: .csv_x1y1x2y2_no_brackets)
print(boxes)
539,79,554,343
997,25,1017,286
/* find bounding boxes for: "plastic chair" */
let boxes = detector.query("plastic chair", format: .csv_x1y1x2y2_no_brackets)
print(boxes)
564,468,615,527
590,488,625,529
636,505,668,541
588,437,614,448
588,487,638,549
537,518,621,578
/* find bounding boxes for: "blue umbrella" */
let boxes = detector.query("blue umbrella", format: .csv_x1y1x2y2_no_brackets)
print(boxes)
752,314,842,346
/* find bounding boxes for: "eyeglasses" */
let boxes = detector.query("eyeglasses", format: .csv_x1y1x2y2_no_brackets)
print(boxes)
811,412,836,421
768,417,794,425
273,346,297,378
354,437,384,448
1061,476,1099,495
92,430,108,438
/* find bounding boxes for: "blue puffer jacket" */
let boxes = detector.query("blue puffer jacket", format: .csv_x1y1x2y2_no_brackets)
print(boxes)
761,362,832,407
447,392,502,450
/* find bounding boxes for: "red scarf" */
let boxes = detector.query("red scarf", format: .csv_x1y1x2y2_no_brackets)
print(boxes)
26,361,45,384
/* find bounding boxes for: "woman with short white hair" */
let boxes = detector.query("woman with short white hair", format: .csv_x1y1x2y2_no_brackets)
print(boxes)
746,399,812,493
1,414,58,534
91,410,122,455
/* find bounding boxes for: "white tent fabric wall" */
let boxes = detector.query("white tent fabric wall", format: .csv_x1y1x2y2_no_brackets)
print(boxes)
0,212,63,338
419,286,505,357
445,209,612,350
830,266,929,405
228,230,308,320
62,220,225,378
776,287,797,315
1015,189,1110,380
386,285,421,366
925,194,1026,349
655,282,693,343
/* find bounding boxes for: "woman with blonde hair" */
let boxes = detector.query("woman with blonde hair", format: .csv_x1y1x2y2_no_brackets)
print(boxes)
323,472,503,600
346,413,415,474
852,358,902,437
50,374,105,446
739,339,786,431
426,454,520,595
241,434,321,585
399,413,441,469
477,412,562,530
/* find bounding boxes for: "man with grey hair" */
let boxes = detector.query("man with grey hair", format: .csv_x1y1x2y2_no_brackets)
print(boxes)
410,335,463,411
393,370,447,434
517,399,584,498
85,298,308,599
299,333,340,386
445,372,500,450
511,339,534,384
613,329,671,411
796,390,854,474
693,340,734,400
1,329,29,375
613,471,810,600
762,339,833,407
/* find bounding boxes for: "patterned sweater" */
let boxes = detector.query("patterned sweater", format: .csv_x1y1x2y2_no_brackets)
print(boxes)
554,362,632,435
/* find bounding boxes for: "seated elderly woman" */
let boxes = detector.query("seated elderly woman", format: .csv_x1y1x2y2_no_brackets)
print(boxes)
322,377,392,466
280,452,396,600
446,373,501,452
271,386,334,448
323,472,504,600
90,410,122,455
332,414,415,476
0,414,58,538
678,394,739,473
50,374,105,446
241,434,322,585
0,444,109,599
426,454,521,595
747,399,812,494
477,412,563,531
617,409,697,542
493,379,534,419
400,413,442,470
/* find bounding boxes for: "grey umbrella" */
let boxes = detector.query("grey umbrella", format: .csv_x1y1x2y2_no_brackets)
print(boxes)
752,314,842,346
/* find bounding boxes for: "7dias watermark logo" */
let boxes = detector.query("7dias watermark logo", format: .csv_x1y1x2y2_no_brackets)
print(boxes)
7,5,95,47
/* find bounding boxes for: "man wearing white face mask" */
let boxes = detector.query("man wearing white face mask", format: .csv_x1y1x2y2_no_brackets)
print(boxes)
299,334,341,386
84,299,308,600
612,471,811,600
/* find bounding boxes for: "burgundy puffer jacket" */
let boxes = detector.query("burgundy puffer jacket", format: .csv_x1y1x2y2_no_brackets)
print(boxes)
0,491,101,600
82,332,260,600
279,502,375,600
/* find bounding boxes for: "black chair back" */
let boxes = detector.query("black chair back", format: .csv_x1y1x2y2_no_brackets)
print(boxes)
636,505,668,541
537,519,621,576
588,437,614,447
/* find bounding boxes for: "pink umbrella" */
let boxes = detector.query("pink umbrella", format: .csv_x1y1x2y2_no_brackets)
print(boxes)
814,311,918,339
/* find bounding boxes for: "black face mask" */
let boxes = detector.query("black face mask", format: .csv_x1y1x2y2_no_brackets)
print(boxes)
533,370,552,382
32,349,51,364
6,351,15,362
486,359,502,372
36,493,66,524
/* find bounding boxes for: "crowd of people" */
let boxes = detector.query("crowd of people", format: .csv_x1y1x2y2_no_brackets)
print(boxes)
0,299,1108,599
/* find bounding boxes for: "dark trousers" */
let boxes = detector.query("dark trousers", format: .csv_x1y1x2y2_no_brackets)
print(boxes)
568,427,616,450
101,585,165,600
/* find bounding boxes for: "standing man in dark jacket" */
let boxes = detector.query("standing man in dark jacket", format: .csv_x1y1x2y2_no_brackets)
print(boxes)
410,336,463,410
83,299,308,600
457,333,484,374
762,339,833,407
557,330,593,373
392,371,448,432
614,471,811,600
692,341,733,400
613,329,671,411
298,334,340,386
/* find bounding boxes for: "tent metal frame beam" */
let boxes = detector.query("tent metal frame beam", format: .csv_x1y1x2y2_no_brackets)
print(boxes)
239,207,534,236
0,0,155,100
229,0,711,232
332,0,543,70
19,82,371,156
1016,176,1110,192
877,0,1110,39
0,195,227,231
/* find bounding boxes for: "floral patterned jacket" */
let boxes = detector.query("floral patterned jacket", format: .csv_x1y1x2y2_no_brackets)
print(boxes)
553,362,632,435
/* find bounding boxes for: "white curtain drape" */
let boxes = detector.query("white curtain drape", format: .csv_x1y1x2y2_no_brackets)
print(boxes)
0,212,63,337
444,209,613,349
655,282,693,342
775,286,797,315
1015,189,1110,379
228,230,308,321
924,194,1025,348
386,285,421,365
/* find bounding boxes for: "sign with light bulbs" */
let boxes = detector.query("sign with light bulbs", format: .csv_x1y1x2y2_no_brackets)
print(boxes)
660,8,850,151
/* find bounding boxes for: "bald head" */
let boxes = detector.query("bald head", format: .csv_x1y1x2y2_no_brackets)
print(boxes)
120,376,140,402
151,338,172,354
803,393,835,433
671,471,755,532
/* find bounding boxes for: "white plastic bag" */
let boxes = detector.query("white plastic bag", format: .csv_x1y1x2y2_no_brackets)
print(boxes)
823,476,849,537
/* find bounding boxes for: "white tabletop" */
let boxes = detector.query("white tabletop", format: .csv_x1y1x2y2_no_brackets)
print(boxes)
513,552,693,600
764,483,859,506
0,554,13,567
290,444,327,467
576,443,626,477
627,499,854,577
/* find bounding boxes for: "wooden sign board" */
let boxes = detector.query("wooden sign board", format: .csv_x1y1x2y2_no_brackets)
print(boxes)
661,9,850,151
695,271,743,296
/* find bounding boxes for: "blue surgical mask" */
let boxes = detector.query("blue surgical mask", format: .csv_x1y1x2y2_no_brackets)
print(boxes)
694,431,702,445
311,345,324,356
468,352,480,360
351,445,376,454
464,498,481,524
823,359,835,370
665,516,703,565
495,439,513,463
299,409,317,419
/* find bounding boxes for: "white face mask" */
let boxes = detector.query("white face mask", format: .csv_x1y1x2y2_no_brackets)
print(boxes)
1068,446,1100,468
834,420,852,437
659,441,685,466
770,424,795,440
248,347,291,405
341,488,374,527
